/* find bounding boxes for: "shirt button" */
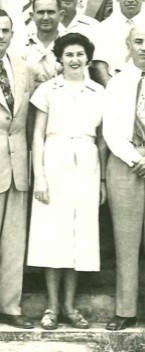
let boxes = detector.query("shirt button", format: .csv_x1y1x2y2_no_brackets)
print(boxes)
6,116,10,120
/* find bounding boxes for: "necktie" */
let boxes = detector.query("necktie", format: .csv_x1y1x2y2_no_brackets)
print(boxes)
133,72,145,143
0,60,14,115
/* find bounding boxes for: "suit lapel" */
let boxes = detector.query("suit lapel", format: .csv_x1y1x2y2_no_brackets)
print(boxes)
9,55,26,116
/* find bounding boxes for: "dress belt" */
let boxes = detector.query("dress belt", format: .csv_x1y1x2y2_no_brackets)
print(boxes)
46,134,95,143
68,135,95,143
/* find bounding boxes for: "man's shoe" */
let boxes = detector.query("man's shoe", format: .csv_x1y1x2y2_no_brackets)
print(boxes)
0,314,34,329
106,315,137,331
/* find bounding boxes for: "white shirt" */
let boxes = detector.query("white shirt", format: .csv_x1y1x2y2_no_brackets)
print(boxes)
23,31,63,86
103,61,144,167
1,55,14,96
95,9,145,75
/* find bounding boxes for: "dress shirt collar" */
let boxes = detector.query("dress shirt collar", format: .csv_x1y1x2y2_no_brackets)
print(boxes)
109,8,145,25
2,54,10,67
52,73,97,92
27,28,62,52
60,11,91,31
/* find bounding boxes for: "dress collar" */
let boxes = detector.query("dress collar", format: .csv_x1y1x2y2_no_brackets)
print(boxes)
52,74,97,92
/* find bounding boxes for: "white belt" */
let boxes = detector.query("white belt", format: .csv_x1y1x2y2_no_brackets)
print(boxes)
46,134,95,143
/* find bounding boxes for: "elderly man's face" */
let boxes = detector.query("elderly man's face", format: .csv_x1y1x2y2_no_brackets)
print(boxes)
32,0,62,33
119,0,142,18
0,16,13,58
128,27,145,70
61,0,77,18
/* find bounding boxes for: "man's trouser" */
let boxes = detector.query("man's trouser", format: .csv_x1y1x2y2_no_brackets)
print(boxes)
0,181,27,315
107,152,145,317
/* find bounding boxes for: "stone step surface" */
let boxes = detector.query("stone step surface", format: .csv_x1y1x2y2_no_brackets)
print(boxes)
0,341,97,352
0,323,145,351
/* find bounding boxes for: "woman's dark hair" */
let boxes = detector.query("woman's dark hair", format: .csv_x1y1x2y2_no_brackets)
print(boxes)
53,33,95,63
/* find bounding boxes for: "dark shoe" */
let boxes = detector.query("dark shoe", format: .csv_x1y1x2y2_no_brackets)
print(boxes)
63,309,89,329
106,315,137,331
41,309,58,330
0,313,34,329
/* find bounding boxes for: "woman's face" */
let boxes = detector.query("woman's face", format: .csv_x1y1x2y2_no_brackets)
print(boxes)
60,44,88,77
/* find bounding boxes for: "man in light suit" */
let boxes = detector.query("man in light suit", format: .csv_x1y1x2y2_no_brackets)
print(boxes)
0,9,34,328
103,23,145,330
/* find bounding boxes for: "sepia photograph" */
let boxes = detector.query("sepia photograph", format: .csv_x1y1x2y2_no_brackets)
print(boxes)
0,0,144,351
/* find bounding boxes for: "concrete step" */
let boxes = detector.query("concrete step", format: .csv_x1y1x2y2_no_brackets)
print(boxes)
0,322,145,349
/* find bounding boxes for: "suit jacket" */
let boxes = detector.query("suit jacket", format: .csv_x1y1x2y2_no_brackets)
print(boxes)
0,54,34,193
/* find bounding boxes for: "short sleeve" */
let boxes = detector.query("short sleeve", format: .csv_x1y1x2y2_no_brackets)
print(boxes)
30,82,49,113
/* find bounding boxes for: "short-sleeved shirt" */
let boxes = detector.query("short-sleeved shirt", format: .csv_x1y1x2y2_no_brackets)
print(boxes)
30,74,105,137
23,31,63,86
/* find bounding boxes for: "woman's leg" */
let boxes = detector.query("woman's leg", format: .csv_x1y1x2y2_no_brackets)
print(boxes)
45,267,62,314
63,269,89,328
63,269,78,313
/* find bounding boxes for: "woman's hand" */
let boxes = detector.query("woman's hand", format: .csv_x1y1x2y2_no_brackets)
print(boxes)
34,190,49,204
100,182,107,205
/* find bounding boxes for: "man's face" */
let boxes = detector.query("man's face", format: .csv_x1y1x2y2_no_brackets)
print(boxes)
0,16,13,58
32,0,62,33
119,0,142,18
61,0,77,18
128,27,145,70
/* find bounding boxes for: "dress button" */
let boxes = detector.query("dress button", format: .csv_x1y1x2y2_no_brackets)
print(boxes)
6,116,10,120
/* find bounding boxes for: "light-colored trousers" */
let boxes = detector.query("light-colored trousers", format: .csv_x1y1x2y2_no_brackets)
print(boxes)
107,152,145,317
0,180,27,315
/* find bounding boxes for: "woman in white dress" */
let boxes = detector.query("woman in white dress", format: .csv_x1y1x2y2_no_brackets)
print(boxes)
27,33,107,330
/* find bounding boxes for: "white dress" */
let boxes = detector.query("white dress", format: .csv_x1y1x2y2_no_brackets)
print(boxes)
27,75,105,271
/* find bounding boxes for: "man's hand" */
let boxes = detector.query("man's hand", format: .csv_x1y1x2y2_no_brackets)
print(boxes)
132,157,145,177
34,190,49,204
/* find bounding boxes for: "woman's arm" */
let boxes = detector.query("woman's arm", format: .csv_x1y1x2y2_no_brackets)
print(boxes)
33,108,49,204
97,123,109,205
